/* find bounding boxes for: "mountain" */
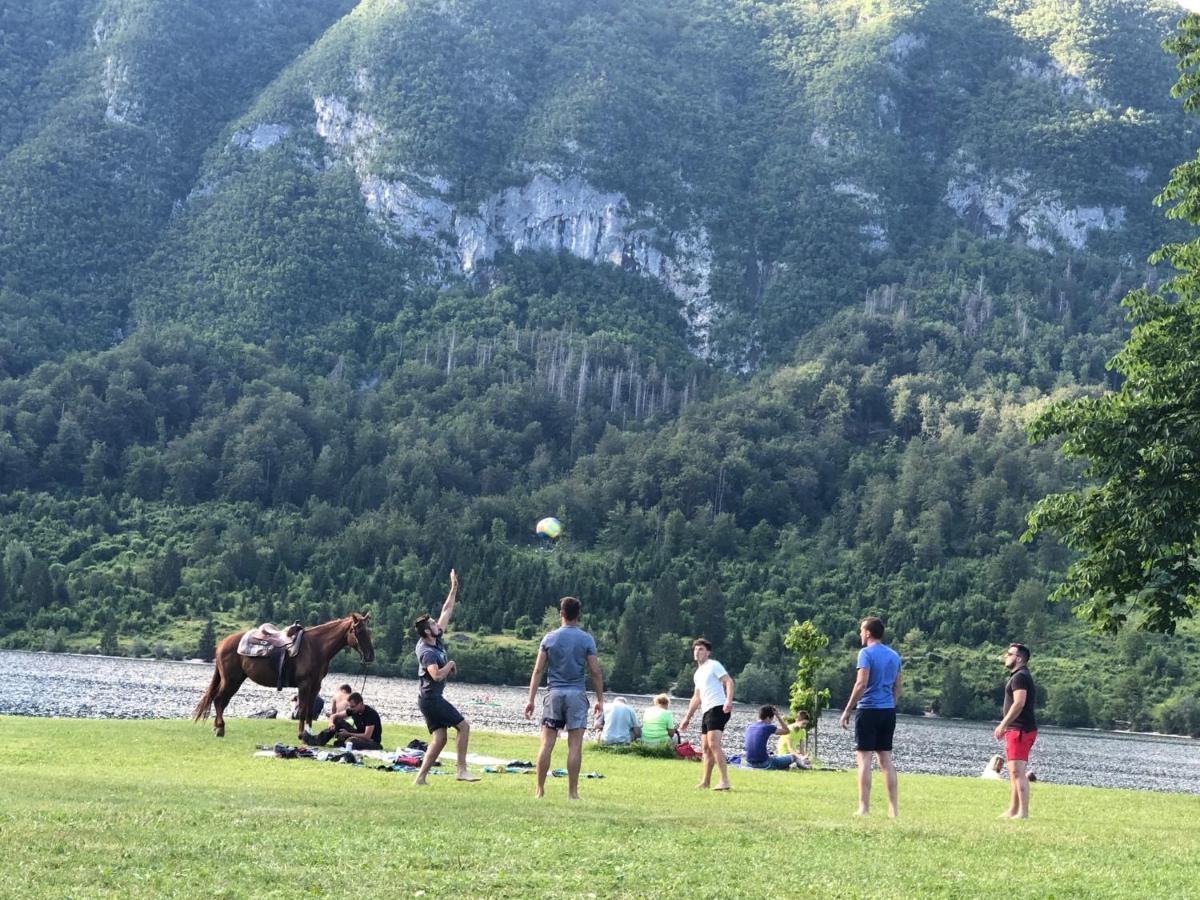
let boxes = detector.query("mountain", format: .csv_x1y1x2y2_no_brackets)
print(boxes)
2,0,1190,371
2,0,1200,734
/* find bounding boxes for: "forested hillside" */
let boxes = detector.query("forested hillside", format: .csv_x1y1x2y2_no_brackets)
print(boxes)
3,0,1200,736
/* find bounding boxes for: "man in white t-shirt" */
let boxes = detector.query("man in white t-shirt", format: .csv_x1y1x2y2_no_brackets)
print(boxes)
679,637,735,791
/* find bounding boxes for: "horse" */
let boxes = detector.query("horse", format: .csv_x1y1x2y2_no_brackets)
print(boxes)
193,612,374,739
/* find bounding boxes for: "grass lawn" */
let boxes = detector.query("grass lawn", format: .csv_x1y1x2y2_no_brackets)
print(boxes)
0,716,1193,898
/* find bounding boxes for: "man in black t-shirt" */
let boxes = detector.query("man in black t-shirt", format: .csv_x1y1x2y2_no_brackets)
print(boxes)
304,691,382,750
993,642,1037,819
335,692,383,750
411,569,480,785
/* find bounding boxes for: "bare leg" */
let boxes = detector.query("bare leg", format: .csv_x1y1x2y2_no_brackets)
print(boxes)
455,720,480,781
1007,760,1029,818
566,728,584,799
876,750,898,818
698,732,714,788
414,728,447,785
711,730,730,790
855,750,873,815
535,726,558,798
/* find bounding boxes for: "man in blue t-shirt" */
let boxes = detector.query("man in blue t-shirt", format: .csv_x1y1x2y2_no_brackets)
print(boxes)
524,596,605,799
600,697,641,745
744,705,795,770
839,616,902,817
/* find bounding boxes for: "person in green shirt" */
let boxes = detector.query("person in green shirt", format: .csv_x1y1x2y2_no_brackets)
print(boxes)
778,711,812,768
640,693,679,746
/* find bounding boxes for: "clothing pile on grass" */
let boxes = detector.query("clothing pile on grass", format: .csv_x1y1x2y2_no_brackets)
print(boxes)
256,738,441,772
256,741,602,778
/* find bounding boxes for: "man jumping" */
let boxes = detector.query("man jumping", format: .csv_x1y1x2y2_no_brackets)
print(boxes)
412,569,480,785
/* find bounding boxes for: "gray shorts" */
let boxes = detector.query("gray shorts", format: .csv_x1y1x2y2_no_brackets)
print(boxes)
542,689,589,731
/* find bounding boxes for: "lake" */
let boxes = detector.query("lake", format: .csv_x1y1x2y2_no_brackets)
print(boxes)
1,649,1196,794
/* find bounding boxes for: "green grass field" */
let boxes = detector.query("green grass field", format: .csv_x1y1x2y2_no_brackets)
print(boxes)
0,717,1194,898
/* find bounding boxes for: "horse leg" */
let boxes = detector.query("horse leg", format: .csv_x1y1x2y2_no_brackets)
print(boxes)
296,681,311,740
213,666,248,738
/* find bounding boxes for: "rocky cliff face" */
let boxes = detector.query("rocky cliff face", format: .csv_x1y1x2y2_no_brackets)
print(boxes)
308,94,715,337
944,166,1126,253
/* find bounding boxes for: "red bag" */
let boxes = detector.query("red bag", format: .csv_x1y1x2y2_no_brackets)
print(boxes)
675,741,701,760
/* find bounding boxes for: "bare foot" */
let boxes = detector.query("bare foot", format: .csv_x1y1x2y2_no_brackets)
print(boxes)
854,808,869,817
534,789,544,799
413,778,428,787
712,783,731,791
696,783,710,789
456,773,481,782
999,811,1016,819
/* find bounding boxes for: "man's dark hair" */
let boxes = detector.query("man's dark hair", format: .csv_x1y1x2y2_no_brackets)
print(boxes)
413,613,434,638
559,596,582,621
348,692,363,704
338,683,352,693
862,617,885,640
692,637,713,651
1010,643,1031,663
759,705,776,720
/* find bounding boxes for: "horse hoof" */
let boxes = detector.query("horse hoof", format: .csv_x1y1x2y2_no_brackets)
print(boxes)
215,728,225,738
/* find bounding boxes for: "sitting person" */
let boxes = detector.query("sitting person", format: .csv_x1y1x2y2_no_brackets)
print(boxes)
640,693,679,747
600,696,641,745
305,692,383,750
290,692,325,721
778,710,812,769
981,754,1005,780
744,705,797,770
325,683,352,728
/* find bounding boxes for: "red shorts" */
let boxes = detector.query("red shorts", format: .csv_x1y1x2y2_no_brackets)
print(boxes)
1005,728,1037,762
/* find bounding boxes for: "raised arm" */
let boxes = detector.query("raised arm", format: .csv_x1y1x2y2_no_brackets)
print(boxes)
436,568,459,632
774,711,790,736
524,649,548,719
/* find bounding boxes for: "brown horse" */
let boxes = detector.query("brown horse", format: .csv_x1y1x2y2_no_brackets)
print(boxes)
193,612,374,739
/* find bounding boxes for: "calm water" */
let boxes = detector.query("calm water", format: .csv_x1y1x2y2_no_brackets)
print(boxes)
1,649,1197,794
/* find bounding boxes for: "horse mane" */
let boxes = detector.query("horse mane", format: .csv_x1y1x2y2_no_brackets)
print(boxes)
304,613,364,637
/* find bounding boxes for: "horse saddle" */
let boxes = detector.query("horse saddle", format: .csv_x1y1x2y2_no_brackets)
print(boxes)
238,622,304,658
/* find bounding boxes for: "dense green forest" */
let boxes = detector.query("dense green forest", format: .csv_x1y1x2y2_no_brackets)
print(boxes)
3,0,1200,738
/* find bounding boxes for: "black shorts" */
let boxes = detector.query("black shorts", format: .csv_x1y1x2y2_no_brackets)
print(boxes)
854,707,896,752
418,694,464,733
701,706,731,734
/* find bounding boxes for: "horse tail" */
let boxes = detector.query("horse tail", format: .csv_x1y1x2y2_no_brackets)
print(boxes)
193,667,220,722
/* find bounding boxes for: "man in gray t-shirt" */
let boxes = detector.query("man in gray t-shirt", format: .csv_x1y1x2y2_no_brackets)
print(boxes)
524,596,605,800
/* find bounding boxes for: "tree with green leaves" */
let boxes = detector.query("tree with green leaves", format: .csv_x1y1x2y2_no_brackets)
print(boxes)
1024,17,1200,635
196,620,217,661
784,620,831,758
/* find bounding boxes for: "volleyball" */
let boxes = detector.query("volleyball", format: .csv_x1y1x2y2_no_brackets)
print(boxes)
536,516,563,539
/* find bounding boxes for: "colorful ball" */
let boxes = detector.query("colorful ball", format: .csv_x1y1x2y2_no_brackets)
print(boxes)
536,516,563,539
